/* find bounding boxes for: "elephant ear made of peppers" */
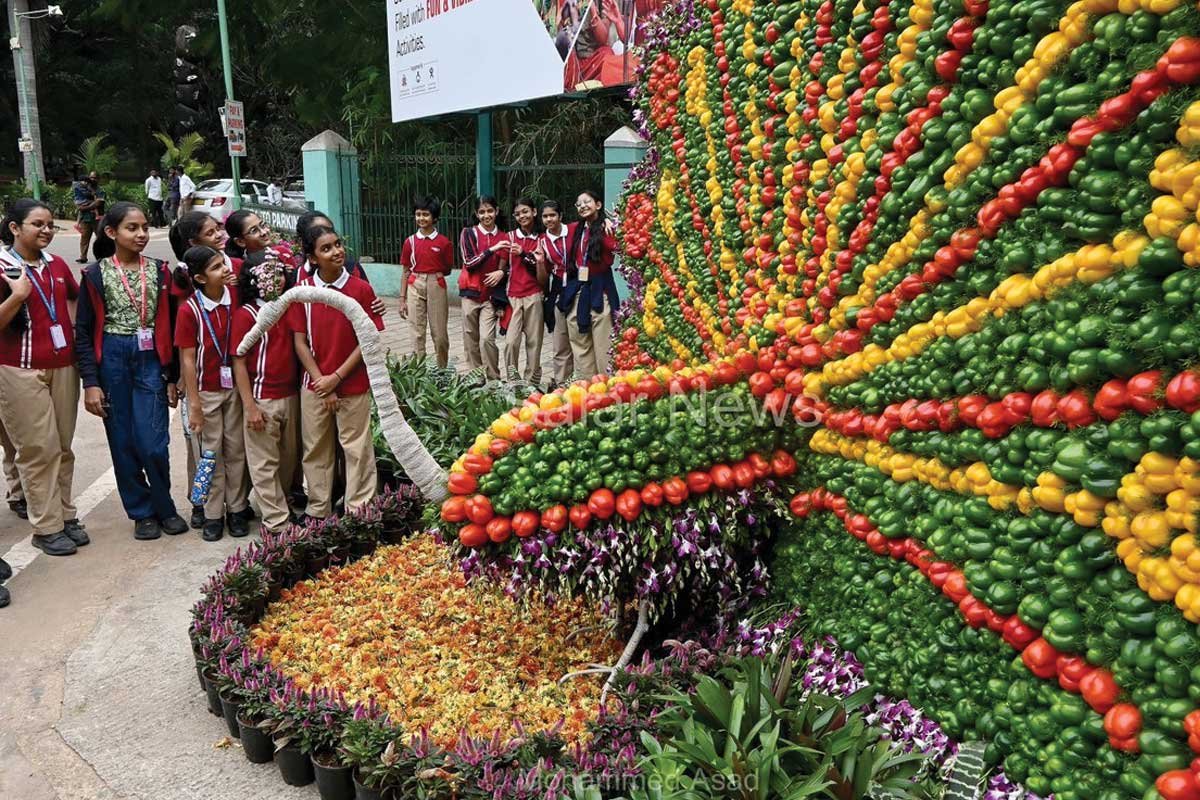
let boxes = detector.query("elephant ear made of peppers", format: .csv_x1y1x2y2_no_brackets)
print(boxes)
445,0,1200,795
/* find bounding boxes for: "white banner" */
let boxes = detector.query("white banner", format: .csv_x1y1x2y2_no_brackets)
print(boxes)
388,0,564,123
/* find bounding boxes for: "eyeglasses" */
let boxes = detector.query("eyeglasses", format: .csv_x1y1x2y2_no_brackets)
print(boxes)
22,221,60,231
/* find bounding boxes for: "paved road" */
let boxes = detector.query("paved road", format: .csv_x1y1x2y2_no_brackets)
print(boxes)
0,222,560,799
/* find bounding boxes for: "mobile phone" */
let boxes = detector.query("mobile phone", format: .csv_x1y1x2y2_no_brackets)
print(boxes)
3,264,21,280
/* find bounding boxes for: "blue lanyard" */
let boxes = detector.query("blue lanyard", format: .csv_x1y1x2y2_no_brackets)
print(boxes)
197,301,231,366
8,249,55,324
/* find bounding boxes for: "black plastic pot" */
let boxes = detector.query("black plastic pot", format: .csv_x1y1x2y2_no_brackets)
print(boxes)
313,751,355,800
267,578,283,602
276,743,315,786
354,770,388,800
305,553,330,577
350,539,374,558
218,693,242,738
284,562,304,587
381,526,404,545
238,715,274,764
332,544,351,564
202,669,223,717
194,660,207,693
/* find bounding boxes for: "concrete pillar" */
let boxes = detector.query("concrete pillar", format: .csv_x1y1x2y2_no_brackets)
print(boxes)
301,130,361,247
603,125,648,299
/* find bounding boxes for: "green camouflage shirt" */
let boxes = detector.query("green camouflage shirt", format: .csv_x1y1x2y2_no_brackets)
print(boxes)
101,258,159,335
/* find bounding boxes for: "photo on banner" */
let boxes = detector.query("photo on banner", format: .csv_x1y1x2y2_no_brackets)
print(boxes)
537,0,666,91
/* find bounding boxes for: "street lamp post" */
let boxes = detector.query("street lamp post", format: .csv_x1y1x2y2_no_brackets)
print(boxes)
8,2,60,200
215,0,242,211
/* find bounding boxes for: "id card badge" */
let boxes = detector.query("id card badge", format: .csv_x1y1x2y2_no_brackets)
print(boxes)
136,327,154,351
48,324,67,351
578,267,590,283
219,366,234,390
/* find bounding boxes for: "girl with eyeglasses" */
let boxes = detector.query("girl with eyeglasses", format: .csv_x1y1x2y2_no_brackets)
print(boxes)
559,190,620,378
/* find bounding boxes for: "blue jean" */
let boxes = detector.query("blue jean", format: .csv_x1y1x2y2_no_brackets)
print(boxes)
98,334,176,521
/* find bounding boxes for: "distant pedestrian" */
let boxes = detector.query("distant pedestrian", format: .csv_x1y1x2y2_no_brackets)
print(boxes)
165,167,181,222
399,196,453,368
145,168,165,227
73,171,102,264
177,166,196,215
267,178,284,206
0,199,86,561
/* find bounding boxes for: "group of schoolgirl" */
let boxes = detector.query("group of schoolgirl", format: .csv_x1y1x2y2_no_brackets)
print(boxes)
400,190,620,387
0,198,382,608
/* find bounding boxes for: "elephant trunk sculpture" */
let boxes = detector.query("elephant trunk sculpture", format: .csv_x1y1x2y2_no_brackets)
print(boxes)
235,286,449,504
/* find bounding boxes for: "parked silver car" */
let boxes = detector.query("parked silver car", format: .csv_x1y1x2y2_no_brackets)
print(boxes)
191,179,272,222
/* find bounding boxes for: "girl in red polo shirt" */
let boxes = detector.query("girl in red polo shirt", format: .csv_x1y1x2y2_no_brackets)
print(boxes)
225,210,299,270
504,197,547,384
232,250,299,536
535,200,574,386
399,196,454,368
175,245,249,542
458,196,511,380
75,203,186,541
0,199,85,561
290,225,385,519
558,189,621,378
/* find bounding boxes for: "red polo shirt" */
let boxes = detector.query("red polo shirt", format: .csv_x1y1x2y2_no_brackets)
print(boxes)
174,289,235,392
507,229,542,298
540,225,573,281
232,302,299,401
287,269,384,397
400,231,454,275
0,253,79,370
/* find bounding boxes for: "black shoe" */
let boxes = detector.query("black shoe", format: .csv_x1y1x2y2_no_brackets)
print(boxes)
0,584,9,607
0,557,11,581
32,531,78,556
288,509,309,527
8,498,27,520
227,511,250,538
63,519,90,546
160,515,188,536
235,506,257,522
189,504,205,530
134,518,162,540
288,491,308,510
202,519,224,542
75,258,87,264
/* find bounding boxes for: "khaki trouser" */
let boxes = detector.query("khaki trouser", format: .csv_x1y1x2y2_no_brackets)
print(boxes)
243,395,299,533
504,292,544,384
408,273,450,368
461,297,500,379
566,295,613,379
197,389,249,520
300,391,376,518
549,304,573,387
0,415,23,503
0,365,79,535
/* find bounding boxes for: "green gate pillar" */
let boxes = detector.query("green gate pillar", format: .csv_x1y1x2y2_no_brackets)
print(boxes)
302,130,361,247
604,125,648,299
476,111,495,198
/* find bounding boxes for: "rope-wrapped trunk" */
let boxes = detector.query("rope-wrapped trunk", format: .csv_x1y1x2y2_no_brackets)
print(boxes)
235,286,449,503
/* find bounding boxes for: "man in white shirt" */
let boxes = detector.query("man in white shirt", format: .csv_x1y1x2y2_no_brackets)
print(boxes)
177,166,197,214
267,178,284,206
144,168,165,227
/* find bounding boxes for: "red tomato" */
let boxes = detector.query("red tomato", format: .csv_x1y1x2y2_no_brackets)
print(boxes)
747,452,770,478
615,489,643,521
541,505,567,532
771,449,797,477
569,504,592,529
440,496,468,523
1155,771,1200,800
686,471,713,494
732,462,756,488
458,523,488,548
710,464,735,490
748,371,775,397
447,472,478,495
662,477,689,505
640,482,664,507
512,511,539,538
462,453,494,476
465,494,494,525
1104,703,1143,741
588,488,616,519
486,516,512,543
488,439,511,458
1080,668,1119,713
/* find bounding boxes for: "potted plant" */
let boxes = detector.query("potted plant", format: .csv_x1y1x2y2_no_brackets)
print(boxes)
309,698,354,800
341,505,383,559
213,655,245,739
198,644,224,718
234,667,278,764
263,688,316,786
376,485,421,544
339,714,396,800
224,561,269,625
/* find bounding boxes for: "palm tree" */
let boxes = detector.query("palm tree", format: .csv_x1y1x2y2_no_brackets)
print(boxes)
74,134,119,177
235,286,449,503
153,132,215,180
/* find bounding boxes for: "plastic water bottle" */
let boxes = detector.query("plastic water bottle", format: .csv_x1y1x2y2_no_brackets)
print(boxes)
191,449,217,507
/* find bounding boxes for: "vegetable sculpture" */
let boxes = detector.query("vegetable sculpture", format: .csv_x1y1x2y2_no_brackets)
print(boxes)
434,0,1200,796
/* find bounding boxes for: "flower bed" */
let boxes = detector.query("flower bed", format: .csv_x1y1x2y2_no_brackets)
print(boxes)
251,535,621,747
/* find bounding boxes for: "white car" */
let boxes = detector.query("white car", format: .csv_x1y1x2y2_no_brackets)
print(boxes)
191,179,271,221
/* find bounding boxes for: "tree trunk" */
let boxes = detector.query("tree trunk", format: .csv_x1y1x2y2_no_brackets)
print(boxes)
235,286,449,503
9,0,45,190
